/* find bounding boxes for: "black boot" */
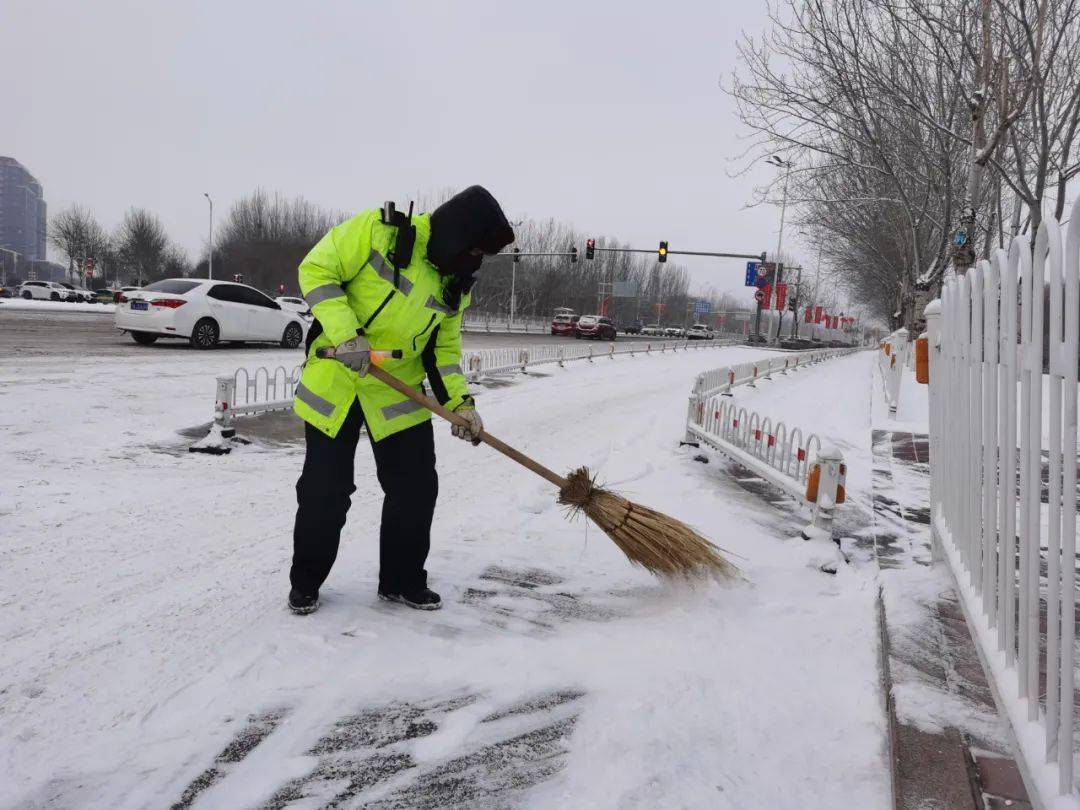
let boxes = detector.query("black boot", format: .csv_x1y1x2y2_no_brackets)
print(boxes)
378,586,442,611
288,588,320,615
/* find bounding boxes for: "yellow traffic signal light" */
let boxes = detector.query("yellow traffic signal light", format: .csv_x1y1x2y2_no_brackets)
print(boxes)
658,241,669,263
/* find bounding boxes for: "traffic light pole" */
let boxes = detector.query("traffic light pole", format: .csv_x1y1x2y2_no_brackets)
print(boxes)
590,247,766,261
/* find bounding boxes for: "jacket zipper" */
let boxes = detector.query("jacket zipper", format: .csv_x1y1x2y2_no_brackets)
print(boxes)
363,290,395,331
411,313,437,351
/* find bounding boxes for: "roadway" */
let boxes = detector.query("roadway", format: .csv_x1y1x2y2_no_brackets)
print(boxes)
0,306,670,358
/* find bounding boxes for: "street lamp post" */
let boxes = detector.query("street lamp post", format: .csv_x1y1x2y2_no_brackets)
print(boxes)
766,155,793,344
203,193,214,280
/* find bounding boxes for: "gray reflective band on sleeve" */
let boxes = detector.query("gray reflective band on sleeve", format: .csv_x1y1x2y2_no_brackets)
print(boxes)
437,363,463,377
295,382,336,417
368,249,413,295
304,284,346,307
380,399,426,420
424,295,452,315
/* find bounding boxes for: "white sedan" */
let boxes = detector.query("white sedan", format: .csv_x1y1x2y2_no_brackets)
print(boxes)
115,279,310,349
275,296,313,317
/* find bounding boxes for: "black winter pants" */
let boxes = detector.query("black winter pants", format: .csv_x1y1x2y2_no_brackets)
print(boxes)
290,400,438,596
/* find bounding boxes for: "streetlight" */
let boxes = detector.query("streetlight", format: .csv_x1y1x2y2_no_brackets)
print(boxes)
765,155,794,343
203,193,214,280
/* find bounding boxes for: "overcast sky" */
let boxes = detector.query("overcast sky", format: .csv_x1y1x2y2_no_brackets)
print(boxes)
2,0,813,303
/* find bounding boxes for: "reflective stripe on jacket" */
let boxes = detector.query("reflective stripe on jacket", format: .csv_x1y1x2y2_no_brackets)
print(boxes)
292,210,472,441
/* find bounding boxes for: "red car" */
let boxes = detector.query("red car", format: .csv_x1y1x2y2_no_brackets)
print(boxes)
574,315,617,340
551,313,578,336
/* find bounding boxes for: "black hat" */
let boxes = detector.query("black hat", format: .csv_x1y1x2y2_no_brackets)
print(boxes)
428,185,515,277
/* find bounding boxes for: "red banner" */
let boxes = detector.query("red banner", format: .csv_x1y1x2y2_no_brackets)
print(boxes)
761,283,773,309
814,306,824,324
805,306,813,322
773,283,788,312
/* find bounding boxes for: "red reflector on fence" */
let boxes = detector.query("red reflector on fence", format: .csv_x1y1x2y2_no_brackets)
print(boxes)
714,411,720,419
767,435,775,447
754,429,762,441
797,448,806,461
732,419,739,428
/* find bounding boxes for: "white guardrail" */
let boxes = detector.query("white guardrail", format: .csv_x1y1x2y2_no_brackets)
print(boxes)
681,348,857,538
926,195,1080,801
192,338,738,448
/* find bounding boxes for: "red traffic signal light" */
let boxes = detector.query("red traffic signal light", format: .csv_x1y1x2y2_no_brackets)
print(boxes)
585,239,596,260
658,241,668,263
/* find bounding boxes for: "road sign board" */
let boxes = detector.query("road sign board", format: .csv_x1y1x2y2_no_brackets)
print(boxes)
693,300,711,315
745,261,759,286
754,289,765,304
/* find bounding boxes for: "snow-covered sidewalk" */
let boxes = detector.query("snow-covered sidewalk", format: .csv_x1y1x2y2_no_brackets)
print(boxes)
1,347,890,808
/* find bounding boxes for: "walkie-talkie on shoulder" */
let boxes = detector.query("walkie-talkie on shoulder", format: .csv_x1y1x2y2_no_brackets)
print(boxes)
381,201,416,290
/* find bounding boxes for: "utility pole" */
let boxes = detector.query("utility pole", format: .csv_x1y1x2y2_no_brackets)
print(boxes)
203,193,214,281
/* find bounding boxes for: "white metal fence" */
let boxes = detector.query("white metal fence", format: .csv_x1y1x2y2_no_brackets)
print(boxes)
682,348,857,536
926,196,1080,800
194,338,736,448
461,311,552,333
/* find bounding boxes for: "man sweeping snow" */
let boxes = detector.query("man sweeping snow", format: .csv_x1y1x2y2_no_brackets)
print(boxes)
288,186,514,614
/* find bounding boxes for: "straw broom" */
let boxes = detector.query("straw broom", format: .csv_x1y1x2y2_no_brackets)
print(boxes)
342,358,738,580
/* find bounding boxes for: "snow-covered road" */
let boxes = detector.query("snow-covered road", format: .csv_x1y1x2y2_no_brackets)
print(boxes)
1,346,889,809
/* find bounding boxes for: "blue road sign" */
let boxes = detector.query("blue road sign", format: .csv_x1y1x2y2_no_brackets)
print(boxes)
745,261,759,286
694,300,712,315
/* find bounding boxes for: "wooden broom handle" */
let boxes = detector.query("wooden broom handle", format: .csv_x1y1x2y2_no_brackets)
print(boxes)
366,363,569,489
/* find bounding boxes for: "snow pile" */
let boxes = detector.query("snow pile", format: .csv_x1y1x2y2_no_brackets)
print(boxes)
0,346,891,808
0,298,115,314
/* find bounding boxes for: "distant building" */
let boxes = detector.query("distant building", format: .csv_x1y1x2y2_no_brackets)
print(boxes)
0,157,47,261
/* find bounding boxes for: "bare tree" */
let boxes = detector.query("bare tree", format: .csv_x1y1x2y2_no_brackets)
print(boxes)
114,208,170,284
48,204,108,284
216,189,347,291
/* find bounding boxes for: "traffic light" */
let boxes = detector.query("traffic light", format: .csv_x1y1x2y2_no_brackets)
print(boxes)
570,246,578,263
513,247,521,263
658,241,668,263
585,239,595,260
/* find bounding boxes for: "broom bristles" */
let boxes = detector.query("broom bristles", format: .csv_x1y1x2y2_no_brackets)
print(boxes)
557,467,740,580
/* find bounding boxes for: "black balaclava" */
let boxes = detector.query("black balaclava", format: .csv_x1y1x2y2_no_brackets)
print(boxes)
428,186,514,308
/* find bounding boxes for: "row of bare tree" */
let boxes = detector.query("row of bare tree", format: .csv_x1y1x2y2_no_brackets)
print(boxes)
47,205,188,286
729,0,1080,326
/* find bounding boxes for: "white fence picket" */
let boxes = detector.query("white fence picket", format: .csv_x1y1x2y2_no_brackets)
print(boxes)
929,196,1080,798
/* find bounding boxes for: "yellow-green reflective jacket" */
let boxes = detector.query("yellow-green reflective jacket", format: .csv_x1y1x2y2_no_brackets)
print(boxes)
293,209,472,442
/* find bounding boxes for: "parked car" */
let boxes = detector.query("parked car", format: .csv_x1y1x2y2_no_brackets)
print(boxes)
621,321,643,335
93,288,118,304
115,278,310,349
16,280,73,301
686,324,713,340
664,326,685,338
113,286,142,303
640,323,662,336
551,312,577,336
58,282,95,303
275,296,313,317
574,315,617,341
